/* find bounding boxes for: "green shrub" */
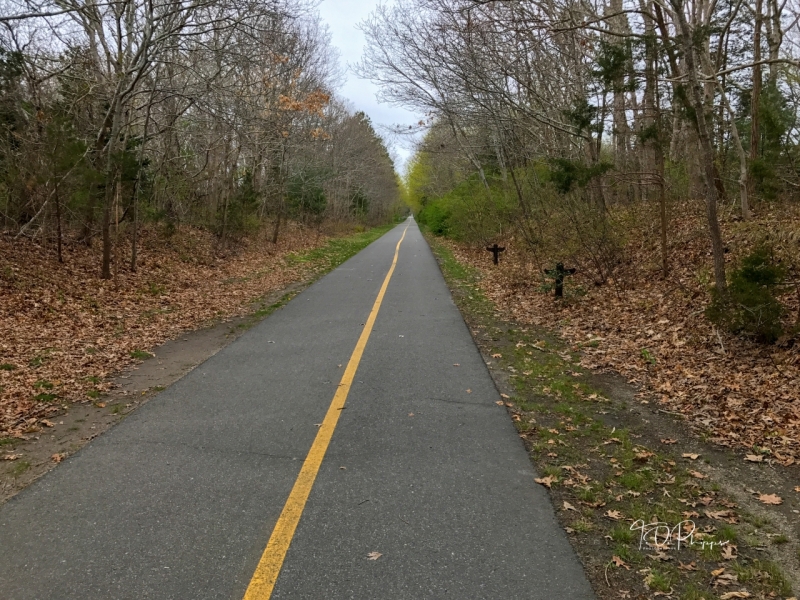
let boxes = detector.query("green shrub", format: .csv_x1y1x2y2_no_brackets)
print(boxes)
707,245,786,343
287,170,328,219
417,199,452,236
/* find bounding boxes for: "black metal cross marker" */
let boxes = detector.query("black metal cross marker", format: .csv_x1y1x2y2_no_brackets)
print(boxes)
544,262,576,297
486,243,506,265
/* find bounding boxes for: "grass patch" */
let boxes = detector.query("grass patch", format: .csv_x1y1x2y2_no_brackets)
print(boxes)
644,569,672,593
772,534,789,545
9,459,31,478
86,390,100,399
147,282,166,296
129,350,154,360
0,363,16,371
28,356,45,368
718,525,738,543
679,584,710,600
732,560,793,596
572,518,594,533
610,523,636,544
286,223,396,275
33,393,57,402
743,513,771,528
619,472,651,493
425,239,494,318
239,290,302,330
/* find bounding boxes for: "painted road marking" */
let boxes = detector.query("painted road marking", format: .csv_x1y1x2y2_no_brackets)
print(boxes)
243,225,410,600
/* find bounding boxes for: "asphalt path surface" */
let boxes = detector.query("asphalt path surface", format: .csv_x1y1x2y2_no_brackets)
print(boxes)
0,219,595,599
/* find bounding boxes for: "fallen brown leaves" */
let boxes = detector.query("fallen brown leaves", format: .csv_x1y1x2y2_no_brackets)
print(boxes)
0,223,328,437
705,509,738,523
534,475,556,488
757,493,783,505
611,555,629,570
441,202,800,464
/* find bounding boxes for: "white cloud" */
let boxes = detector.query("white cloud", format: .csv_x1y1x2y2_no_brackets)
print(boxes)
318,0,421,172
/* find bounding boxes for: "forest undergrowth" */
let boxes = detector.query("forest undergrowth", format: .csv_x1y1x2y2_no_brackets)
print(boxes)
439,200,800,465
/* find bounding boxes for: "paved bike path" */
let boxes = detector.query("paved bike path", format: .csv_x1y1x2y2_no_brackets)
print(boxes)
0,220,594,599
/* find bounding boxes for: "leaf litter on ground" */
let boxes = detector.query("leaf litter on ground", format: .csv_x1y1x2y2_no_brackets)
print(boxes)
0,223,364,438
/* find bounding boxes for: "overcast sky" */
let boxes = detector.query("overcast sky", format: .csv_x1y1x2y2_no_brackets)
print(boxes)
317,0,421,173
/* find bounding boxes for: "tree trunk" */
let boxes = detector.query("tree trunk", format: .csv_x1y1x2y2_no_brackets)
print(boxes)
220,189,229,247
55,183,63,264
131,96,154,272
114,179,120,287
765,0,783,86
271,206,282,244
748,0,763,215
641,0,668,274
102,183,113,279
703,50,751,222
83,108,115,247
102,100,125,280
672,0,727,293
131,187,138,272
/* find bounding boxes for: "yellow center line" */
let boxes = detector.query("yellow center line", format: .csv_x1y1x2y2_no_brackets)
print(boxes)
243,224,410,600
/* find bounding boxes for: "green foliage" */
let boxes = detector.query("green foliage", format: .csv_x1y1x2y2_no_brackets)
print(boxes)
417,198,451,235
563,97,599,135
707,246,787,343
749,84,793,199
548,158,613,194
672,84,697,127
349,189,369,218
218,169,261,238
287,169,327,218
416,173,514,242
404,150,432,213
0,47,23,135
593,40,635,93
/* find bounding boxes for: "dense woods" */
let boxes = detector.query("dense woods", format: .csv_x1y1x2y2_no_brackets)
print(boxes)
361,0,800,342
0,0,401,277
